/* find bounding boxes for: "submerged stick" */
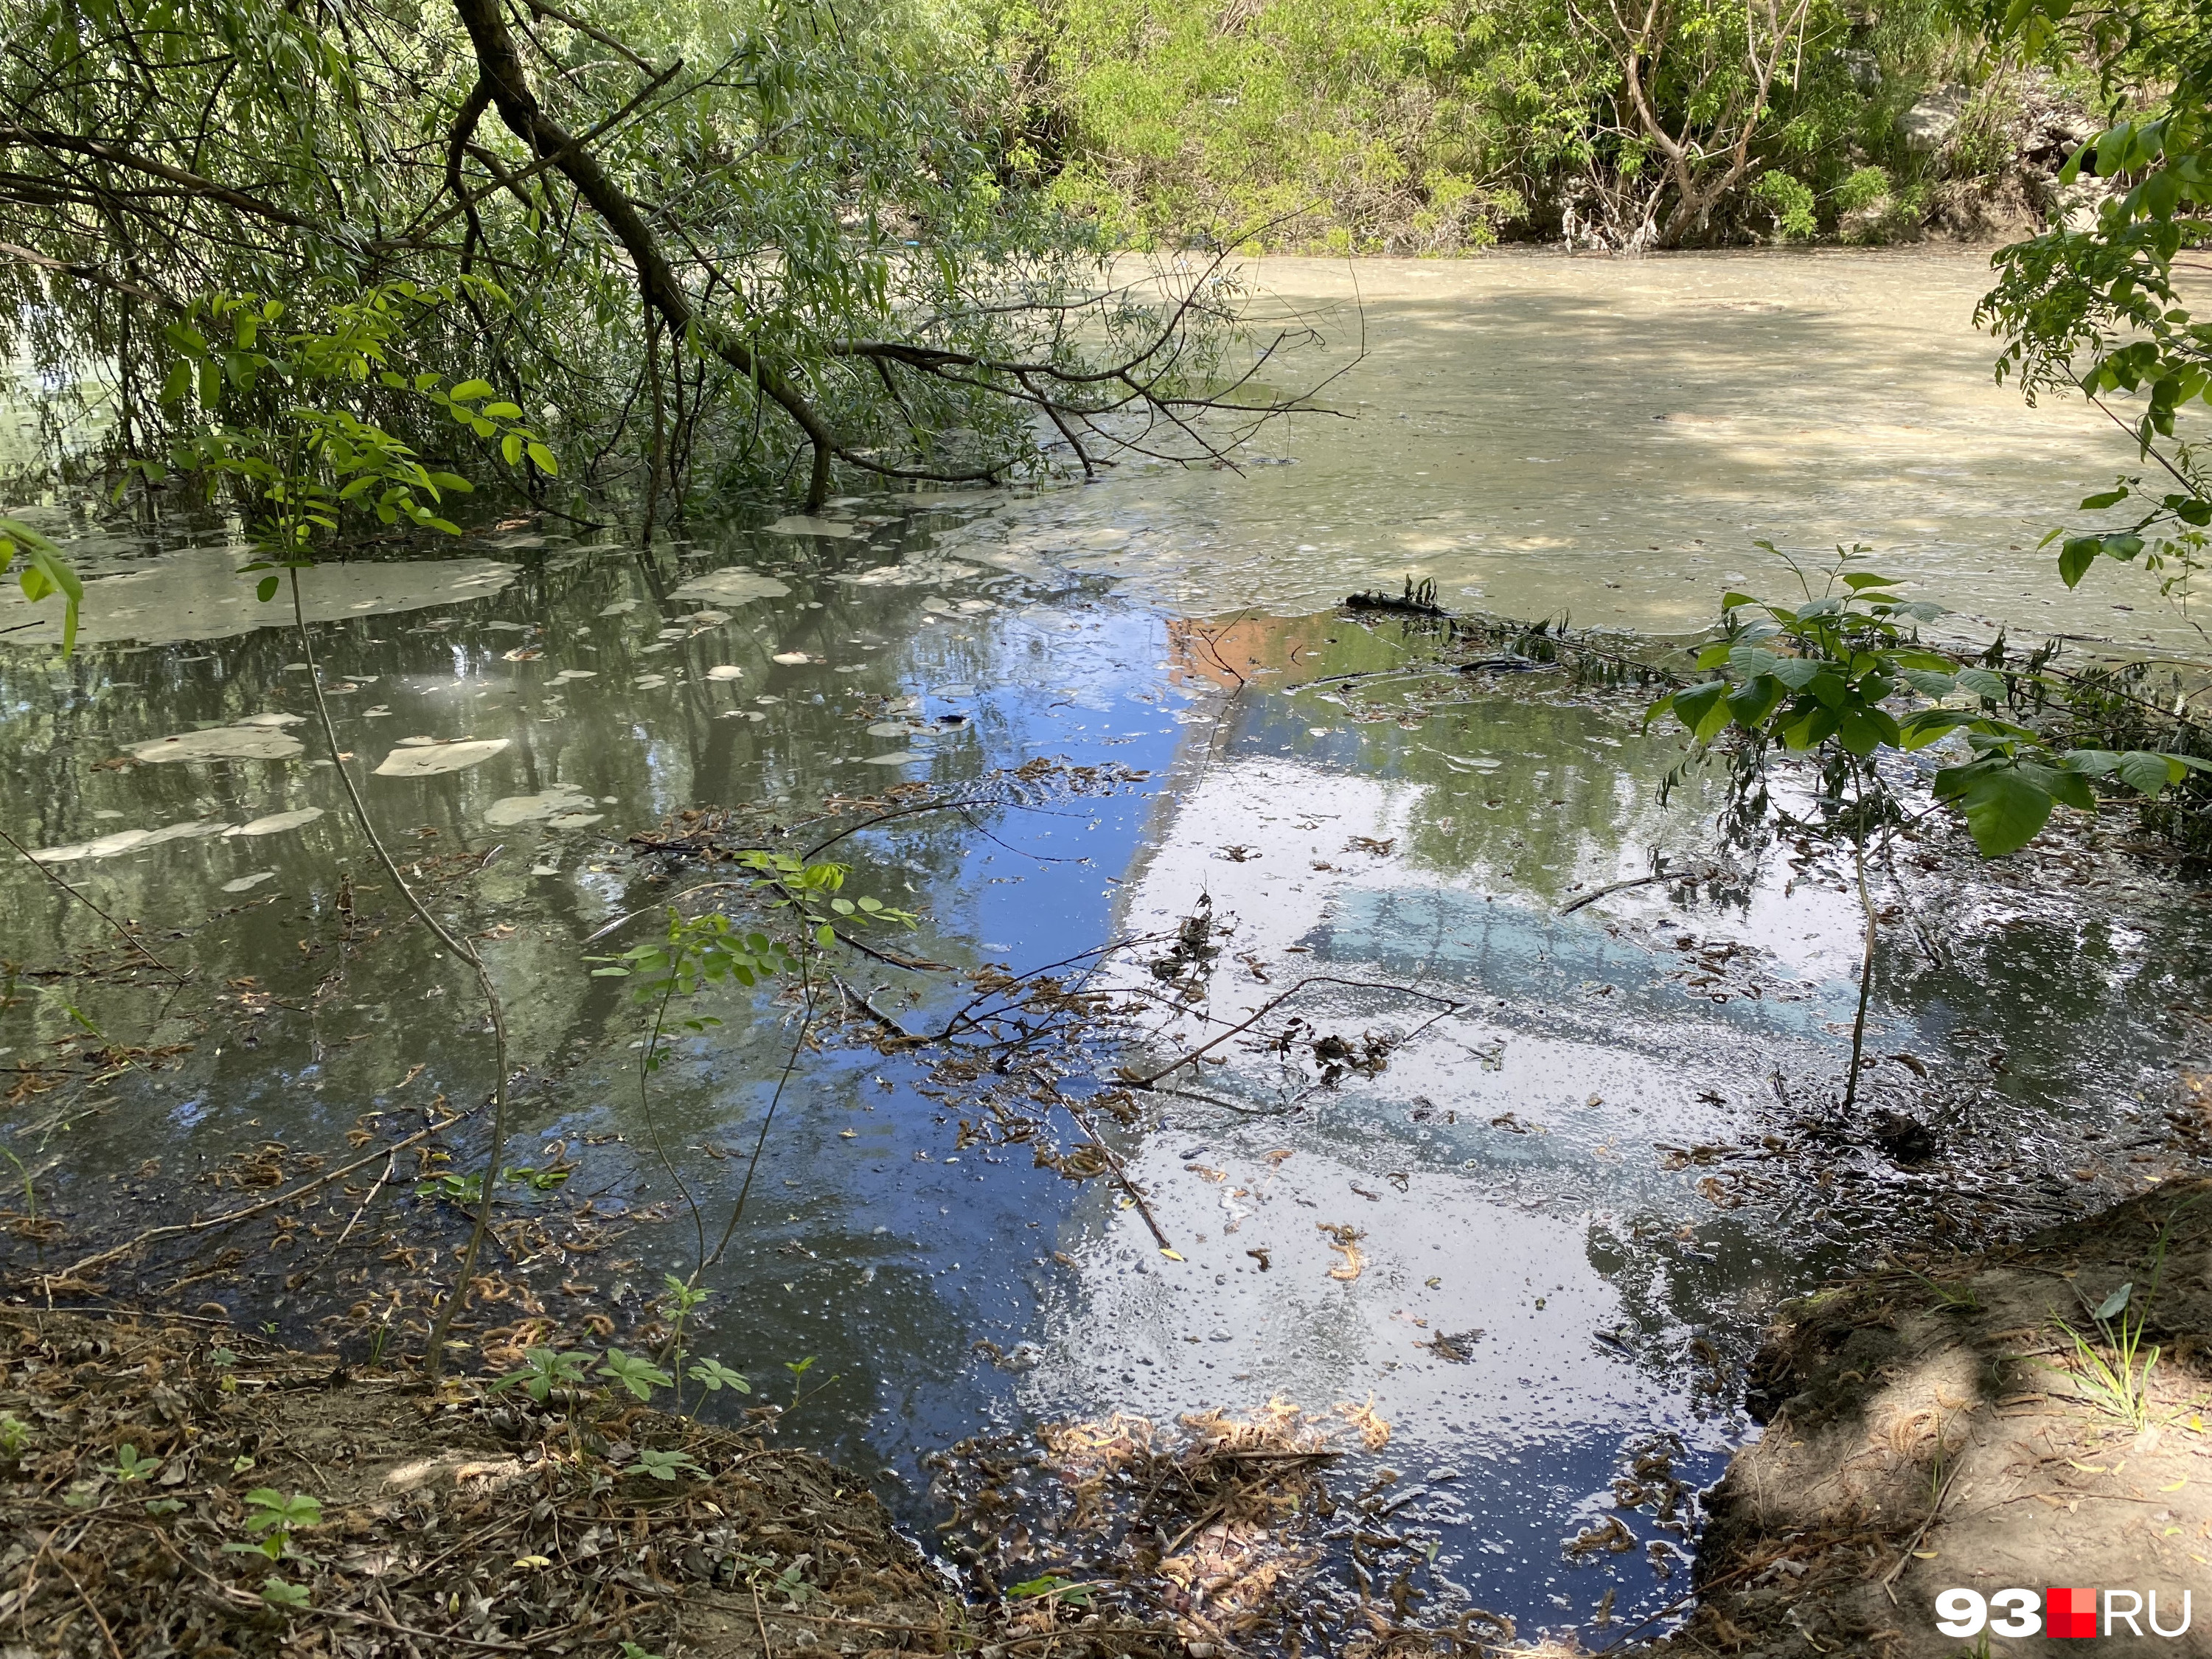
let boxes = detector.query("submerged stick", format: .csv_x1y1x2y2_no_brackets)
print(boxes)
0,827,189,981
1060,1096,1175,1254
1559,866,1705,915
286,569,513,1377
36,1124,441,1290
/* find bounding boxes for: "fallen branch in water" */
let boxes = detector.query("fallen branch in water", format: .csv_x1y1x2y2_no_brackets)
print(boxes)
33,1122,446,1292
1061,1096,1177,1254
1344,575,1444,616
1,827,190,983
1122,975,1464,1090
1559,860,1718,915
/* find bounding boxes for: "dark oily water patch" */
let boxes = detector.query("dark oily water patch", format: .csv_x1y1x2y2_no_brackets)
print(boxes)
1,509,2207,1652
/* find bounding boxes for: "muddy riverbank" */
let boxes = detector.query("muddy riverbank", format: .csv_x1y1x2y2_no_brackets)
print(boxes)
1635,1166,2212,1658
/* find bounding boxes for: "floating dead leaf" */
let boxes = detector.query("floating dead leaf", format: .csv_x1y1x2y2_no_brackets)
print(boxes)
1335,1394,1390,1449
1317,1222,1364,1281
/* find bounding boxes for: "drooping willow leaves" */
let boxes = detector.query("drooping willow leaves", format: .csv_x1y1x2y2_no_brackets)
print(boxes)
0,0,1315,516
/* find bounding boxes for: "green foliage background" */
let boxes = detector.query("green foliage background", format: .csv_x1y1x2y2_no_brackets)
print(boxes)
967,0,2084,249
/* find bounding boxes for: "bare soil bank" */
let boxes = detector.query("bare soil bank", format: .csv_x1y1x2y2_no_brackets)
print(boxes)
1640,1176,2212,1658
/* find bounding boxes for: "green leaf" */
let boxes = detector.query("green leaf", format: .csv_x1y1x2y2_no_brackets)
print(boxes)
1768,656,1823,690
1778,702,1838,750
449,378,496,402
1727,645,1780,680
3,518,84,655
526,441,558,475
2117,751,2178,795
501,431,524,466
687,1357,752,1394
597,1348,673,1401
1953,768,2056,858
1666,681,1726,735
1725,676,1784,731
1835,705,1902,757
1900,668,1956,699
481,401,524,418
1953,667,2007,701
257,575,280,603
2058,538,2100,588
2018,761,2095,811
2096,1281,2133,1321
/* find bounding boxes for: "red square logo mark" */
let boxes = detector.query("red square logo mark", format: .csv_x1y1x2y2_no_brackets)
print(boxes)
2048,1587,2098,1638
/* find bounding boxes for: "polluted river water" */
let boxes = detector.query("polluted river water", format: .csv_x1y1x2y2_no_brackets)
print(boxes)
4,249,2211,1647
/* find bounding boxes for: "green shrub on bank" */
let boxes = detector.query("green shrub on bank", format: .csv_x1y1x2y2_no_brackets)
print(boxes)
972,0,2088,248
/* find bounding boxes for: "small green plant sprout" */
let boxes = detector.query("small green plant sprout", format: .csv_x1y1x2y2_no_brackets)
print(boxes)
598,1349,673,1402
415,1170,485,1206
1007,1575,1094,1607
100,1443,160,1483
1893,1260,1980,1312
687,1358,751,1397
417,1166,564,1204
619,1642,667,1659
225,1489,323,1565
209,1346,238,1368
489,1346,594,1403
261,1576,312,1610
0,1140,39,1225
769,1559,817,1607
0,1413,29,1458
657,1273,713,1410
145,1498,185,1516
625,1447,705,1481
2056,1280,2163,1430
0,515,83,653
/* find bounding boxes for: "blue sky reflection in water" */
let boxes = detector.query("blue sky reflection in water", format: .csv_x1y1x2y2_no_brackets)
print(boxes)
1,497,2208,1646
